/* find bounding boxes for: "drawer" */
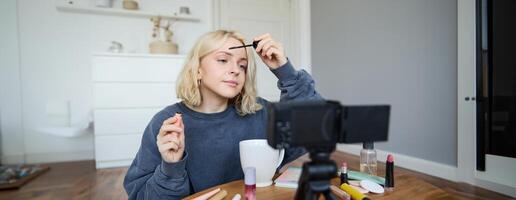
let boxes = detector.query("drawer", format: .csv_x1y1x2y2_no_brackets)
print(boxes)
92,56,185,82
94,134,142,161
94,108,162,135
93,83,179,108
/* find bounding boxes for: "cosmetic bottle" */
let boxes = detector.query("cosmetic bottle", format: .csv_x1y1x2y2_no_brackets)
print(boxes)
360,142,377,176
244,167,256,200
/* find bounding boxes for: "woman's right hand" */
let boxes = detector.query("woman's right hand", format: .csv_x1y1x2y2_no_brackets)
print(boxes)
156,113,185,163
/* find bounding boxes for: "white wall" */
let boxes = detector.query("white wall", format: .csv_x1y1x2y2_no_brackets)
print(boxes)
1,0,212,164
0,0,25,164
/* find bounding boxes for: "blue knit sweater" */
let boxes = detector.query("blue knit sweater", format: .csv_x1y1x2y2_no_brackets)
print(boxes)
123,61,322,199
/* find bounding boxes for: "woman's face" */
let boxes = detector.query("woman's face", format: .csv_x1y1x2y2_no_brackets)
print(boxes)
198,37,248,99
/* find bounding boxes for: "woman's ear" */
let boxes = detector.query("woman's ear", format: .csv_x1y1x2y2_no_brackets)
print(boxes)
197,69,203,80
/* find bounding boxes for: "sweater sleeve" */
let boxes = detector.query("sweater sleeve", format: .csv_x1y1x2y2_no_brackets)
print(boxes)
123,113,190,200
271,60,323,102
269,61,324,168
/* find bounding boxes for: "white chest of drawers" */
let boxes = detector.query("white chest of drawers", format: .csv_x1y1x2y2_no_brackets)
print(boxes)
91,53,185,168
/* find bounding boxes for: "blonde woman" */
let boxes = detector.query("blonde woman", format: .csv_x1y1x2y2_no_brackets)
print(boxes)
124,30,322,199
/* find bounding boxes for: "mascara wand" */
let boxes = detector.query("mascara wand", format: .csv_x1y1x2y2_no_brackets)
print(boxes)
228,40,260,50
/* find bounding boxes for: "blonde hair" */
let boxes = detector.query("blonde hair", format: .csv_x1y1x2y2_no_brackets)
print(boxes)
176,30,263,116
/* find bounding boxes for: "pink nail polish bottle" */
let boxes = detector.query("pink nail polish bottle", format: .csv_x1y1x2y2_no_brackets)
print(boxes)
244,167,256,200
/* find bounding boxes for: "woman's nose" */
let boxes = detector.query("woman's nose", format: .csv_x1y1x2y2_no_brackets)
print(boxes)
229,64,240,75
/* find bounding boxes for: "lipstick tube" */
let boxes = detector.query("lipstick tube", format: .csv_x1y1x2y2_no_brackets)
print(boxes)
384,154,394,191
340,162,348,185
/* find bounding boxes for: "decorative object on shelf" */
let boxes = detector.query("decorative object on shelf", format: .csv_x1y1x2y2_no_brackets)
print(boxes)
122,0,138,10
95,0,113,8
179,6,190,15
149,16,178,54
108,41,123,53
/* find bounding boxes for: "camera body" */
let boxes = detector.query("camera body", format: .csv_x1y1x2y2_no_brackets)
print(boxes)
267,100,390,149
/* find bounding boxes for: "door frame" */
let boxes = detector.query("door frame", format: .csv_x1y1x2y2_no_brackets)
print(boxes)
457,0,516,197
212,0,312,73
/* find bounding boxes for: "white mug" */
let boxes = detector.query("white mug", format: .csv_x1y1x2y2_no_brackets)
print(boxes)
239,139,284,187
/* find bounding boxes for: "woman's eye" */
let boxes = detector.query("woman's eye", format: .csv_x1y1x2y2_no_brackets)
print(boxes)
240,65,248,70
217,59,227,63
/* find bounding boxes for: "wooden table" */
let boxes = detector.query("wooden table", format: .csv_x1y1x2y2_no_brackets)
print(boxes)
185,151,454,200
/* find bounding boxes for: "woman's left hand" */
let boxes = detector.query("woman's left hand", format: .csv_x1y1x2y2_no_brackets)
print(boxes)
254,33,288,70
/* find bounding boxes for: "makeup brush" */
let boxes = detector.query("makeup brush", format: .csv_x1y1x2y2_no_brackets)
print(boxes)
228,40,260,50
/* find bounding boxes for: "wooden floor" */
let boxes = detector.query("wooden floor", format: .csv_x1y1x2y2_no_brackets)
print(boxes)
0,152,514,200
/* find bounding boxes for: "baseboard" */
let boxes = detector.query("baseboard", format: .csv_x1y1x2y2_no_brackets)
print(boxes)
475,172,516,197
3,151,132,170
1,153,26,164
26,151,94,164
2,151,94,164
96,159,132,169
336,144,458,182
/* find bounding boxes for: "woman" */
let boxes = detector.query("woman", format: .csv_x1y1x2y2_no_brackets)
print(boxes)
124,30,322,199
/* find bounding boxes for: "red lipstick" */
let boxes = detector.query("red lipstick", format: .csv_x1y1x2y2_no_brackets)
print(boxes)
340,162,348,185
385,154,394,191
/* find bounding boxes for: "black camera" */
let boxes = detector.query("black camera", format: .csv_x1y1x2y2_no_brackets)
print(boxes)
267,100,390,149
266,100,390,200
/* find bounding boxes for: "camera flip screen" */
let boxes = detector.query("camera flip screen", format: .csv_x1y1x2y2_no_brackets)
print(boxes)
267,100,390,149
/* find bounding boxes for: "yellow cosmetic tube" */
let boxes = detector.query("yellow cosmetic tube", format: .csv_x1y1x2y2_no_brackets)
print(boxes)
340,183,370,200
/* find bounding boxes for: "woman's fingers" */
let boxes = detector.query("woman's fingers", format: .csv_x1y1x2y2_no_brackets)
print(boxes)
255,38,272,53
266,48,278,60
158,132,183,145
261,42,277,58
159,141,180,153
253,33,271,44
158,116,179,137
158,133,181,148
163,116,178,125
258,39,284,59
253,33,287,69
157,113,185,149
157,129,181,142
158,133,174,143
176,114,184,128
160,124,183,134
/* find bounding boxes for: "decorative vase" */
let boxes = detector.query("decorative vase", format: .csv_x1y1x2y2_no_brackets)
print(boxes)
149,40,178,54
122,0,138,10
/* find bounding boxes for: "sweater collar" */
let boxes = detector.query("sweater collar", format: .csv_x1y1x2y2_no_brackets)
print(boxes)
178,101,234,120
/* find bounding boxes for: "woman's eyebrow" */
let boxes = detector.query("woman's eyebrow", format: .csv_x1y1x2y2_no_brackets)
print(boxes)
216,51,233,56
217,51,248,61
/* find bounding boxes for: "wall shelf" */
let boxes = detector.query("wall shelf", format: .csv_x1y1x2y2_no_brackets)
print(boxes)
92,52,187,59
55,0,200,22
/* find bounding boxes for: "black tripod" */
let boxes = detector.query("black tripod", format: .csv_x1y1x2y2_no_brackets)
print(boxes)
295,148,338,200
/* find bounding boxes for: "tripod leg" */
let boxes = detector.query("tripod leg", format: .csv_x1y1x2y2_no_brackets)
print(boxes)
323,190,337,200
295,182,319,200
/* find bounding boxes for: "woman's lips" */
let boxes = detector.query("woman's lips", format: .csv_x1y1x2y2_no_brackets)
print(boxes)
223,80,238,87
